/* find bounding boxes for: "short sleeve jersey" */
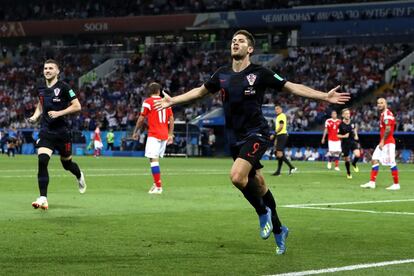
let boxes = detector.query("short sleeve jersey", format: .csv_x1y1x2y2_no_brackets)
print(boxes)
141,96,173,140
338,120,357,143
380,109,395,145
325,118,341,141
94,128,102,142
204,64,286,143
37,80,77,132
276,113,287,135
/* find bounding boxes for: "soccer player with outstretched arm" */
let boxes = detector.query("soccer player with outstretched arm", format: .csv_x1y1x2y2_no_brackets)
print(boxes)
154,30,349,255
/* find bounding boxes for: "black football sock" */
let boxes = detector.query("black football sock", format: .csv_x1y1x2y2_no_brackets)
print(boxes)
38,154,50,197
282,155,294,169
352,157,359,167
61,159,81,179
240,178,267,216
262,189,282,234
345,161,351,175
276,157,283,174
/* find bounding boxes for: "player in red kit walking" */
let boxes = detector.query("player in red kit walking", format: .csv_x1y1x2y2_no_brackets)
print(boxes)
321,110,341,171
93,124,103,157
361,98,400,190
133,82,174,194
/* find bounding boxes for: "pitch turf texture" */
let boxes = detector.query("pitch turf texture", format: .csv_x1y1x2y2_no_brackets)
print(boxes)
0,156,413,275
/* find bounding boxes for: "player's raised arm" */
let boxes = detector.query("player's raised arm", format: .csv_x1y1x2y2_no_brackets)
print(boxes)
28,101,43,123
283,82,350,104
154,85,210,111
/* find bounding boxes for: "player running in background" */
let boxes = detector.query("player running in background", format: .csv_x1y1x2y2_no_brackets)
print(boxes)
271,105,296,176
133,82,174,194
337,108,361,179
93,123,103,157
28,59,86,210
154,29,349,255
361,98,400,190
321,110,341,171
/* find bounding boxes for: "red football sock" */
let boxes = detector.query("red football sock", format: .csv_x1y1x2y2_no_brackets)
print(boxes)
151,162,161,187
334,159,339,167
391,166,399,184
370,164,379,182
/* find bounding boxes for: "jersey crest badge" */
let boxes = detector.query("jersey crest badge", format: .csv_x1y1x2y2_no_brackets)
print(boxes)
54,88,61,96
246,74,257,86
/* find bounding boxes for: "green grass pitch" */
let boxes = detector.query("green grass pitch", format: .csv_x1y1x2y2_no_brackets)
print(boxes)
0,155,413,275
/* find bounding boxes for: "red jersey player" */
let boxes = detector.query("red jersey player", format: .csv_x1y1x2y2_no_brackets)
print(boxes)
361,98,400,190
321,110,341,170
93,124,103,157
133,82,174,194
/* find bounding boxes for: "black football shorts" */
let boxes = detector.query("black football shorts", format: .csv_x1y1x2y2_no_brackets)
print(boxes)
231,135,270,171
36,129,73,158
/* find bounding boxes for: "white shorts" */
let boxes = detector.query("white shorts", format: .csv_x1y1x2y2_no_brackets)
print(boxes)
145,136,167,158
372,143,396,166
328,140,342,152
94,140,103,149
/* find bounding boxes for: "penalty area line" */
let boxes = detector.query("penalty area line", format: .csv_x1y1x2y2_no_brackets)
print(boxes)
266,258,414,276
284,206,414,216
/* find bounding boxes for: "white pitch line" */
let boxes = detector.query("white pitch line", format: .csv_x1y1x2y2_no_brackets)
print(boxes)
283,198,414,208
267,258,414,276
286,206,414,216
0,172,229,178
0,168,414,173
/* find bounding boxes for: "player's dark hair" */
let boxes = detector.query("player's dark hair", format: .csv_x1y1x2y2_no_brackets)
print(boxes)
147,82,162,96
44,59,60,69
233,30,255,47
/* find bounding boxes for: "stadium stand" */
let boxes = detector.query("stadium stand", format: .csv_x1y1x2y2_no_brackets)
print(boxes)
1,0,383,21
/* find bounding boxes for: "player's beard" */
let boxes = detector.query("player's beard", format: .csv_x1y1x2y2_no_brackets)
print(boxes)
45,75,57,82
231,53,246,61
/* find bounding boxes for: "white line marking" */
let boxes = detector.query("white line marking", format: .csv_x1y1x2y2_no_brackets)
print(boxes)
0,172,229,179
286,206,414,216
284,199,414,208
0,168,413,173
267,258,414,276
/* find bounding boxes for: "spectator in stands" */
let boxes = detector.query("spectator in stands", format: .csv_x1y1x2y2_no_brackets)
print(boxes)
304,147,312,160
294,149,304,161
0,130,6,154
207,128,216,156
309,148,320,161
285,147,292,161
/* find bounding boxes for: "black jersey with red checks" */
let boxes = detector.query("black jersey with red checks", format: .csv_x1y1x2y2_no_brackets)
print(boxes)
204,63,286,144
37,80,77,132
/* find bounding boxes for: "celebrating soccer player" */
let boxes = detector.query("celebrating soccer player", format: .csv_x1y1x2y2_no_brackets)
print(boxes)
28,59,86,210
361,98,400,190
337,108,361,179
321,110,342,171
133,82,174,194
154,30,349,255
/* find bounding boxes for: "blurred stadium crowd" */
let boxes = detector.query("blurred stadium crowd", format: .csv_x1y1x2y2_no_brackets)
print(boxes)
2,0,382,21
1,42,413,133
